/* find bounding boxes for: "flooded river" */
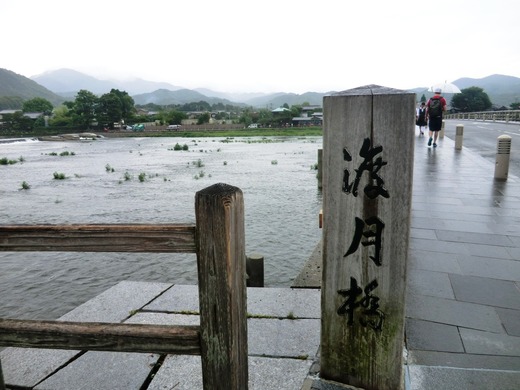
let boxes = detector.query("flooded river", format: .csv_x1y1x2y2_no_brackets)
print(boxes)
0,135,323,320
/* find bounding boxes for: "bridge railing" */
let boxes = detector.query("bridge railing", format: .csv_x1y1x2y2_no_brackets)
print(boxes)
445,110,520,123
0,183,248,390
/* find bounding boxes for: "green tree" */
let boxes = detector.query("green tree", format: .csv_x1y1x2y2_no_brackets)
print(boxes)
1,111,34,132
239,108,254,126
73,90,99,129
450,87,492,112
22,97,53,115
97,93,122,128
109,89,135,123
197,112,210,125
510,102,520,110
420,94,426,103
256,108,273,126
48,105,73,126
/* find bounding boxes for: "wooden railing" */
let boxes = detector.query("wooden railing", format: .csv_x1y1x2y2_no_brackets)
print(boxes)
0,183,248,390
445,109,520,123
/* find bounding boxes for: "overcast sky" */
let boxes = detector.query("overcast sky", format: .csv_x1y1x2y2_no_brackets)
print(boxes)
2,0,518,94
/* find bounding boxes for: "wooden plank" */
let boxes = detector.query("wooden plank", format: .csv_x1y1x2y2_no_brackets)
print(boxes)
0,224,196,253
321,85,415,390
0,319,200,355
195,183,248,390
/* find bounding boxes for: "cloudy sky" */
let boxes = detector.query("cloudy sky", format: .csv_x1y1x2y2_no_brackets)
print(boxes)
2,0,518,94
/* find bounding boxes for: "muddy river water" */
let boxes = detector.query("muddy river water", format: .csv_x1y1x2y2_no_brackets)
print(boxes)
0,135,323,319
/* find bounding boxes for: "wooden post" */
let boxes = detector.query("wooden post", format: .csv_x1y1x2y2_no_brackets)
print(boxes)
317,148,323,189
0,359,5,390
246,253,264,287
195,183,248,390
321,85,415,390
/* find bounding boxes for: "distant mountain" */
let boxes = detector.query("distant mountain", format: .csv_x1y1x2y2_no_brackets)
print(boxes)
132,88,242,106
410,75,520,107
452,74,520,107
0,68,64,107
31,68,183,96
244,91,328,108
194,88,269,103
3,67,520,110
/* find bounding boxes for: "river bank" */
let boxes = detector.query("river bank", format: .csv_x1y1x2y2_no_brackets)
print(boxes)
1,126,323,141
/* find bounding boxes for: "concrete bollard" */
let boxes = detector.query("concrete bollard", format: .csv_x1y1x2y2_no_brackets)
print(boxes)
455,124,464,150
440,120,445,138
494,135,512,181
246,253,264,287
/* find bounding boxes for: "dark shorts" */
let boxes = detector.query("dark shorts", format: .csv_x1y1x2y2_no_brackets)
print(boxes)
429,116,443,131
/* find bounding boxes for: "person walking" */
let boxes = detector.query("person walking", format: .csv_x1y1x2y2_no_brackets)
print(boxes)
425,88,447,147
416,102,427,135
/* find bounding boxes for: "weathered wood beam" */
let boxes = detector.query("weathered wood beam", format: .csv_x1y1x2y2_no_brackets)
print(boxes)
0,319,200,355
0,224,196,253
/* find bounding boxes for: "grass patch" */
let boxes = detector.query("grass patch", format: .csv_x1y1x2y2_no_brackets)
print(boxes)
192,159,205,168
0,157,18,165
170,143,189,151
53,172,66,180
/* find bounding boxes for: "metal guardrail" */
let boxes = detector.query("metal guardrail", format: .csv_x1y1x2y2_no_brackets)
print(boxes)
445,110,520,122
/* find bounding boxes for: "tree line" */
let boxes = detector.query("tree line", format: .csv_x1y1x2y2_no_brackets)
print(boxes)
1,88,318,134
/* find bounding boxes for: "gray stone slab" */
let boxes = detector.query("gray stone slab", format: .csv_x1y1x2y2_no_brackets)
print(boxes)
496,307,520,336
409,237,470,255
406,269,454,299
34,351,159,390
127,312,199,326
406,294,504,333
457,255,520,282
144,285,322,319
408,250,462,274
466,242,514,259
406,319,464,352
0,348,79,388
292,241,322,288
148,355,313,390
410,228,437,240
143,284,199,312
460,328,520,357
0,281,171,387
407,365,520,390
407,350,520,371
507,246,520,260
247,288,321,318
60,280,173,322
507,235,520,247
449,274,520,310
126,313,320,359
435,230,514,246
413,209,499,223
248,318,320,358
